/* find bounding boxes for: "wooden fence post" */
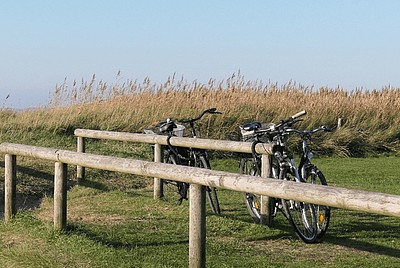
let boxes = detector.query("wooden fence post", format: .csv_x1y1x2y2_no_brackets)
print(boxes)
4,154,16,222
76,136,85,183
337,118,342,129
54,162,68,230
153,143,163,200
260,154,273,225
189,184,206,268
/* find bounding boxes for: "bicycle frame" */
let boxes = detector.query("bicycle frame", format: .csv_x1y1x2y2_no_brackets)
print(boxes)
286,126,332,182
298,138,314,181
242,111,332,243
279,138,312,183
147,108,222,214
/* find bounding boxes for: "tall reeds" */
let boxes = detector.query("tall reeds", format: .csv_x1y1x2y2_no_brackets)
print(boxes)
1,73,400,156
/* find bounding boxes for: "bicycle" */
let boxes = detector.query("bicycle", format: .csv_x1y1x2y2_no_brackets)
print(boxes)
145,108,221,215
239,111,332,243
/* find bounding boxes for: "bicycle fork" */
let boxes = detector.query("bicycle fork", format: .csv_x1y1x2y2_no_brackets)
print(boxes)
275,151,302,211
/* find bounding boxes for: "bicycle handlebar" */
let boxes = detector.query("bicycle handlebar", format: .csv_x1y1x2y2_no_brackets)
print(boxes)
284,125,333,136
179,108,222,123
272,110,307,130
155,108,221,134
251,111,334,138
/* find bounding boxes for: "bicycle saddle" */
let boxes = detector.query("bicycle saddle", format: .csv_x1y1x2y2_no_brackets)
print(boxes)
240,121,262,131
159,121,177,133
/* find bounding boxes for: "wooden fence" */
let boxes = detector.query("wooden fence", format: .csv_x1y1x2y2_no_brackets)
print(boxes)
2,131,400,267
74,128,273,205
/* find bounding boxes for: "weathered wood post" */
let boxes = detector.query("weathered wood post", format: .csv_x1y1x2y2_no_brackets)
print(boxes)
4,154,17,222
260,154,273,226
153,143,164,200
76,136,85,183
189,184,206,268
337,118,342,129
54,162,68,230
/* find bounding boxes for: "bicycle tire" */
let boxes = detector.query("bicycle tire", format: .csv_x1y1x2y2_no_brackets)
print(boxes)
163,151,189,204
281,170,318,243
241,157,275,226
197,155,221,214
304,166,330,240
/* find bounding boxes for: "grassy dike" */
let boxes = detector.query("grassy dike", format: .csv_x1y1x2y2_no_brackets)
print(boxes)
0,79,400,267
2,75,400,156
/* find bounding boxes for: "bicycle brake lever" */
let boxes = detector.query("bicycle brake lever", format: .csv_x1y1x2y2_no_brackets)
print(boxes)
321,125,336,132
178,118,190,123
327,126,336,132
207,108,222,114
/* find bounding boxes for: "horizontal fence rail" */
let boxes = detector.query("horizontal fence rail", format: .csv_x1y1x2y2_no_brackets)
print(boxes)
2,140,400,267
2,142,400,217
74,128,274,204
74,128,274,154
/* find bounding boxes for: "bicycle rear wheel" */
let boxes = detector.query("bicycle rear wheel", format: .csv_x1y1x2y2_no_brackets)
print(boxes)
304,166,330,240
281,170,318,243
197,155,221,214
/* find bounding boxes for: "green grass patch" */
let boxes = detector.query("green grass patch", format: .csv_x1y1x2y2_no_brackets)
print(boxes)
313,156,400,194
0,156,400,267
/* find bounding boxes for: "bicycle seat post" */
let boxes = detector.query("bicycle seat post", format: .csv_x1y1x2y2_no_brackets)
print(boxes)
190,122,197,138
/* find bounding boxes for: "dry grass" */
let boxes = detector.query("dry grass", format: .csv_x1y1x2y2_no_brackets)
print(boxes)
1,73,400,156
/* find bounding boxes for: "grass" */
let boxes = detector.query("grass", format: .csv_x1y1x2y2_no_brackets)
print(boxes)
313,156,400,194
0,152,400,267
0,75,400,266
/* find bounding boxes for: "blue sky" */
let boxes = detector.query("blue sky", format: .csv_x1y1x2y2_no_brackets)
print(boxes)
1,1,400,108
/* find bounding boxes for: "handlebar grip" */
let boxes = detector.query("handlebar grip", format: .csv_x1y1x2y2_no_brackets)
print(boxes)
207,108,222,114
290,110,307,120
324,126,336,132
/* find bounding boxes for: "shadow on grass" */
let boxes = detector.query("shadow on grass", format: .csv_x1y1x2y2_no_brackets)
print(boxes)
215,209,256,224
0,160,54,181
0,191,44,219
324,211,400,259
223,207,400,259
0,161,54,219
0,161,76,219
66,223,189,249
326,236,400,259
77,178,108,191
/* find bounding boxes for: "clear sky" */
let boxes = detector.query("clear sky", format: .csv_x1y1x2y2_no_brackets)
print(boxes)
1,0,400,108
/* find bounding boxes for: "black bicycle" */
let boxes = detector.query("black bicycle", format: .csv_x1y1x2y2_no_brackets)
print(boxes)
239,111,332,243
145,108,221,214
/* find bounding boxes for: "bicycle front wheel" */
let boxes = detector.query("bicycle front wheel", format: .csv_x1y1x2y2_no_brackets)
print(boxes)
198,155,221,215
304,166,330,240
163,152,188,204
241,157,275,226
281,170,318,243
